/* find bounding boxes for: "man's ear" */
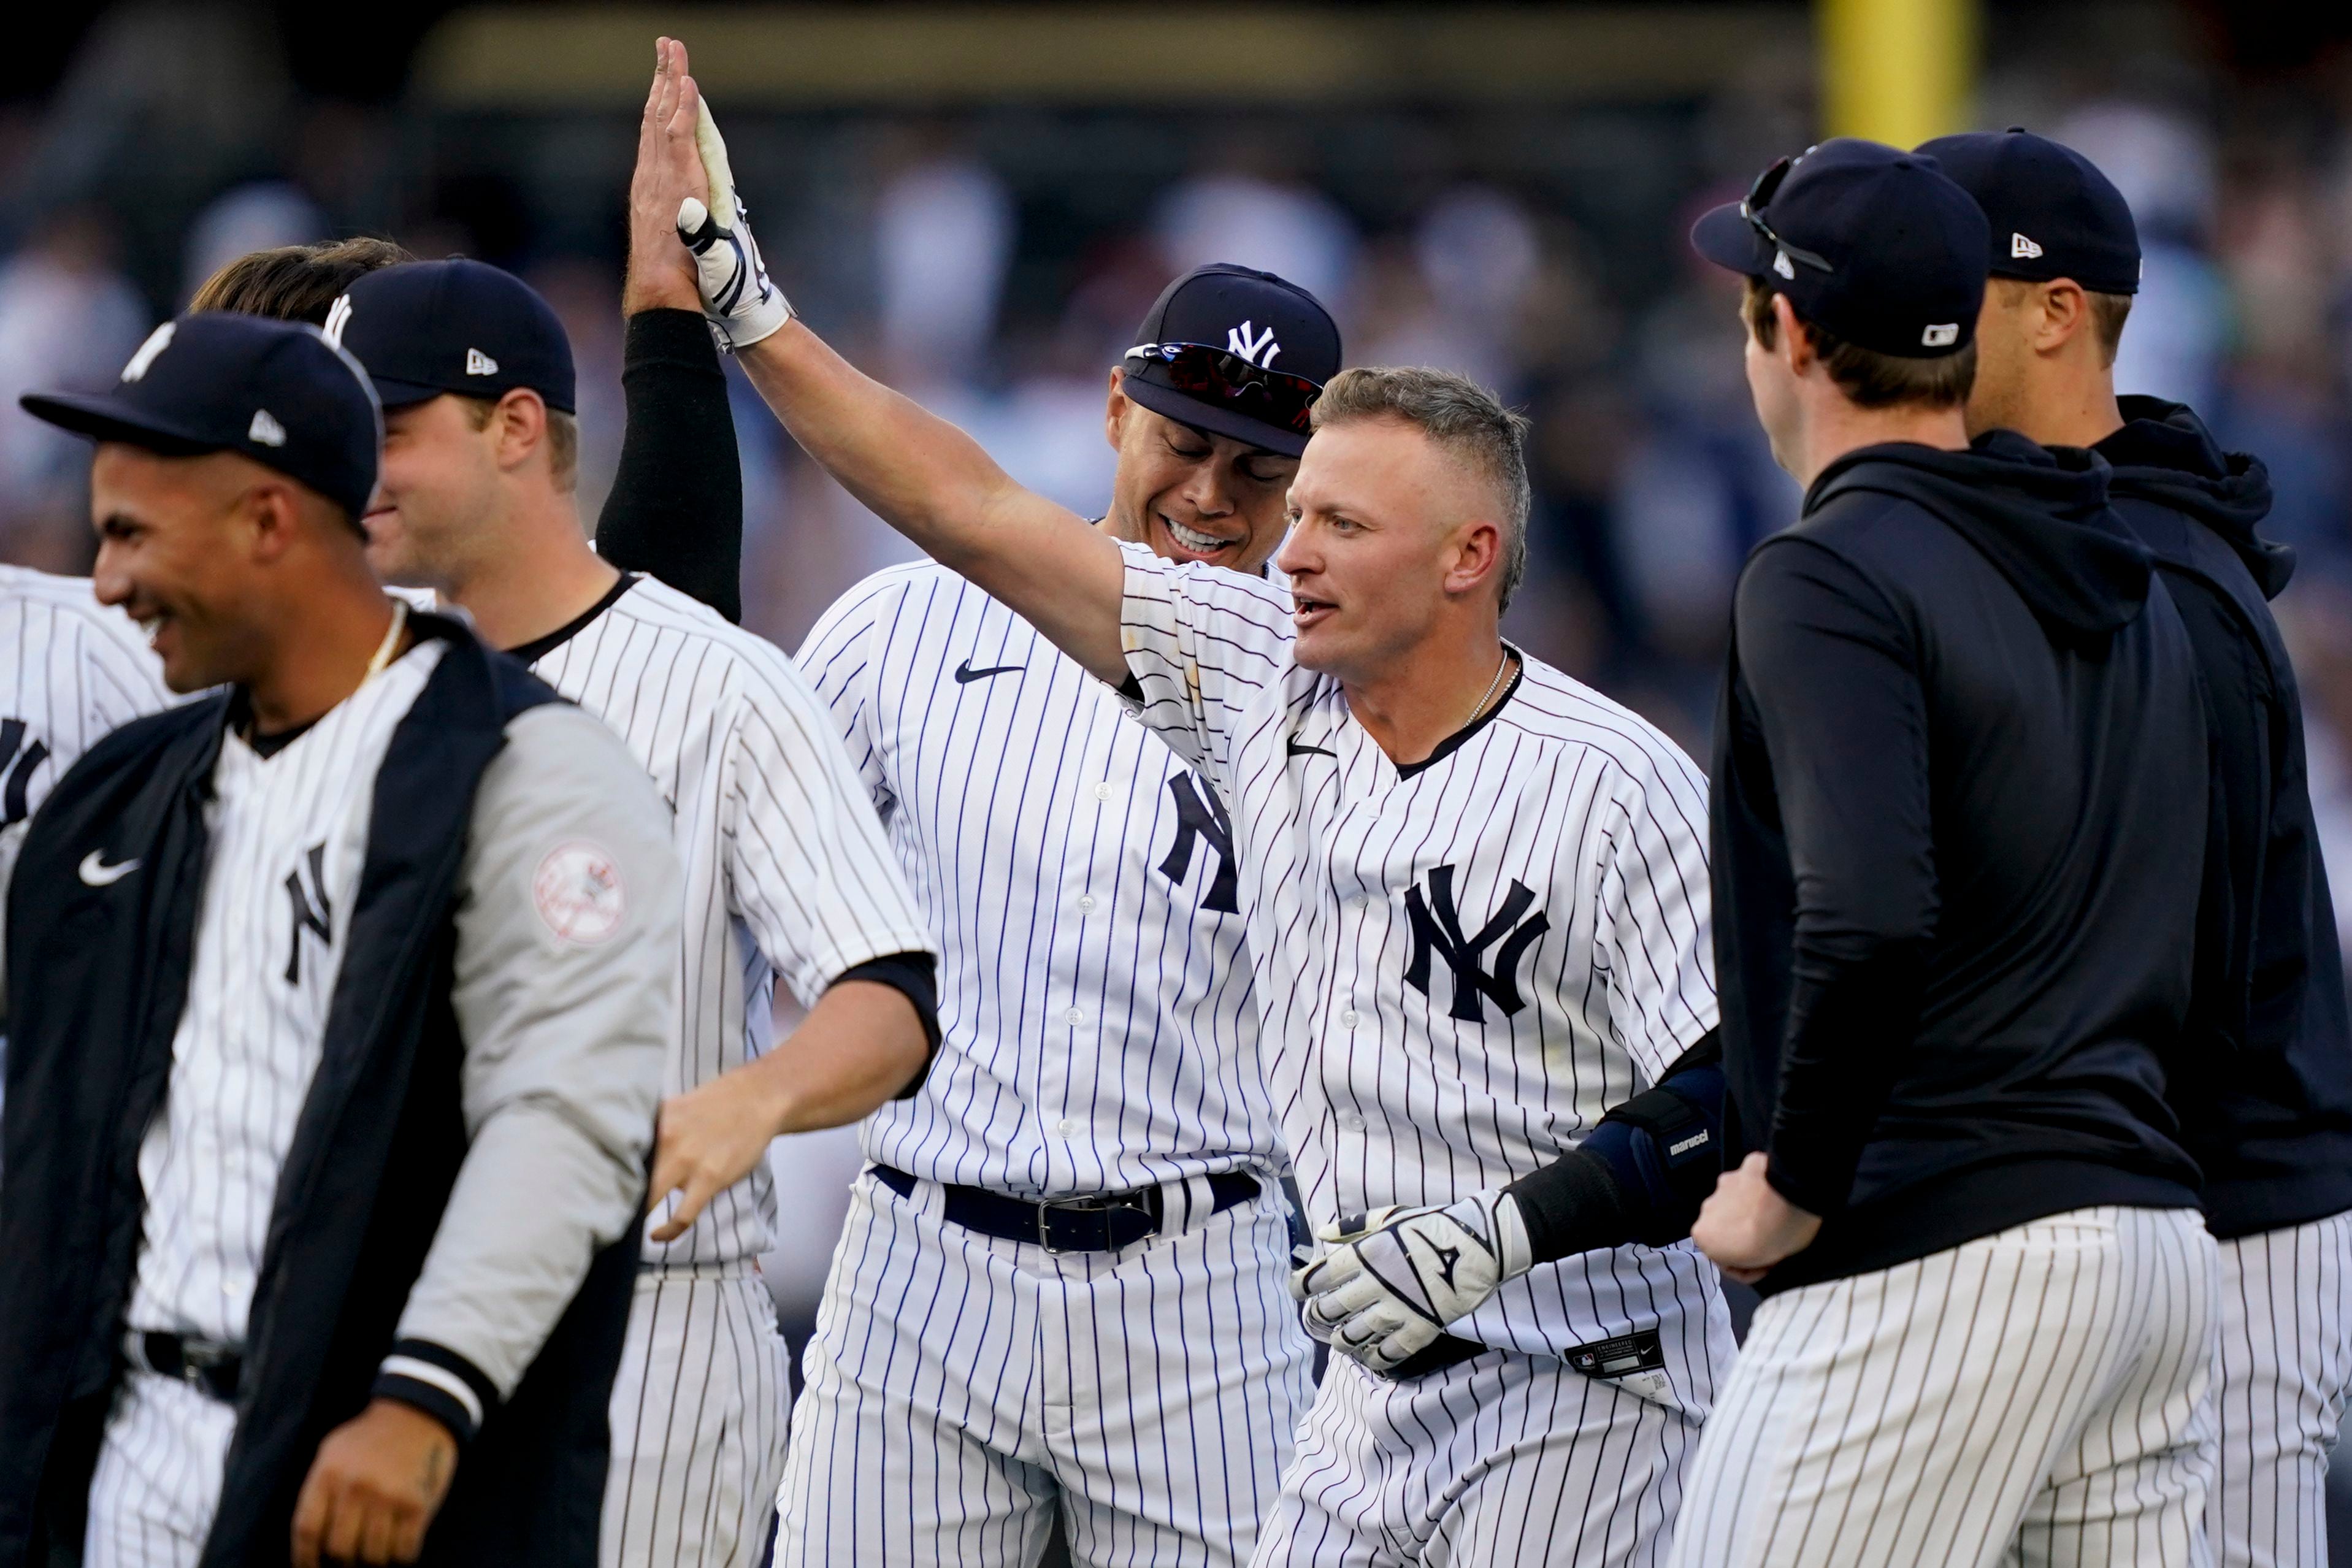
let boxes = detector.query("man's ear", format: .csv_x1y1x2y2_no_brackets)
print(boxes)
1444,518,1503,599
1104,365,1132,453
491,388,550,473
1771,293,1815,376
2036,280,2090,354
243,481,301,564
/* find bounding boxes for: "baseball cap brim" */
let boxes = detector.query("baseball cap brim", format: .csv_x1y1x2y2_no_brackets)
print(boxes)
19,391,216,457
361,374,461,411
1120,372,1311,458
1691,203,1773,277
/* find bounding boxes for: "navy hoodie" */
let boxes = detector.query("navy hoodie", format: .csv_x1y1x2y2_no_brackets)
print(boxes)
1713,430,2207,1294
2101,396,2352,1238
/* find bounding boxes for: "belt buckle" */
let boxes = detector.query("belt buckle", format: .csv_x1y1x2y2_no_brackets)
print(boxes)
180,1337,234,1395
1035,1193,1154,1254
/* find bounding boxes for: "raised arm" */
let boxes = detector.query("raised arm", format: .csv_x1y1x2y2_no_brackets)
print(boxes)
643,39,1127,680
592,40,746,621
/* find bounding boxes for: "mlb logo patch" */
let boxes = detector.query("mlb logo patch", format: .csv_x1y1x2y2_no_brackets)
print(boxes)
1921,323,1959,348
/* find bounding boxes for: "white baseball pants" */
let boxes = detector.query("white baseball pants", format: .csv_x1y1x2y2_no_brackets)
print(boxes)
2210,1209,2352,1567
1668,1204,2220,1568
775,1167,1314,1567
603,1265,792,1568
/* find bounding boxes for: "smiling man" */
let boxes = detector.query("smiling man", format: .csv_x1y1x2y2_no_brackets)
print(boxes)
655,55,1731,1563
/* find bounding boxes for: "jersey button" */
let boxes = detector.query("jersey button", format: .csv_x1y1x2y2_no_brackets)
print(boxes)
1338,1109,1365,1132
1093,782,1114,801
1078,895,1097,913
1340,1009,1360,1030
1057,1117,1080,1138
1065,1008,1086,1025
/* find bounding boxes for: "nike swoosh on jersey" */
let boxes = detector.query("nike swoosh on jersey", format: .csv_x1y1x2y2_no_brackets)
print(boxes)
953,659,1024,685
78,850,140,885
1286,736,1336,758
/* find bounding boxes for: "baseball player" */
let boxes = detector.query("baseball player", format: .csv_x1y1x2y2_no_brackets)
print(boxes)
664,64,1734,1565
188,236,416,323
324,239,941,1568
1679,140,2220,1566
1929,127,2352,1568
637,46,1320,1564
0,312,680,1567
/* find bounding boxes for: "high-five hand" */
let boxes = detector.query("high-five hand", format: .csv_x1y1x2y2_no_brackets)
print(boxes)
623,37,709,315
651,42,792,350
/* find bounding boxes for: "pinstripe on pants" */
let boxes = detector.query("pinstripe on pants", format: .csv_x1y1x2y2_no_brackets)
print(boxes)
1669,1206,2220,1568
604,1269,792,1568
775,1169,1314,1568
83,1370,236,1568
1252,1349,1707,1568
2210,1209,2352,1567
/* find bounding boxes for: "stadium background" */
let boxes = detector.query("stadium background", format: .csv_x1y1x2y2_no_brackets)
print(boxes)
7,0,2352,1551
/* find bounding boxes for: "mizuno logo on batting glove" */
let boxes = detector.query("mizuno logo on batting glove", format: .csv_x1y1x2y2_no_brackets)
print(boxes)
1289,1190,1533,1371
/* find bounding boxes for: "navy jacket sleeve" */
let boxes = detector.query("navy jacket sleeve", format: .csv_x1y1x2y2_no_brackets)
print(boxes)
592,310,744,623
1735,538,1938,1217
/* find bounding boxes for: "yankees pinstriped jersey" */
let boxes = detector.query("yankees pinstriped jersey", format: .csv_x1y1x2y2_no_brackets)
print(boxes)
126,643,446,1344
0,566,170,827
1117,542,1727,1388
797,562,1284,1195
519,573,933,1264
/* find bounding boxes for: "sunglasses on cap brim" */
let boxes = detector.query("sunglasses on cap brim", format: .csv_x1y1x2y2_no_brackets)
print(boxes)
1743,153,1834,275
1123,343,1325,435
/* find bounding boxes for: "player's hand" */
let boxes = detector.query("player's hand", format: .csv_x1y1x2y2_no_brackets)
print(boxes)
624,37,710,315
1289,1191,1532,1371
659,58,793,350
289,1398,457,1567
645,1071,786,1241
1690,1151,1821,1284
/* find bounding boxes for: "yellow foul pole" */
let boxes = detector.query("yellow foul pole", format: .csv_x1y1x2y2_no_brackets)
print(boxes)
1818,0,1979,147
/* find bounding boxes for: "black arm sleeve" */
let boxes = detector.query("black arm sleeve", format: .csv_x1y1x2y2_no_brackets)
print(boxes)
1505,1032,1724,1263
1736,541,1937,1217
833,950,941,1099
593,310,744,623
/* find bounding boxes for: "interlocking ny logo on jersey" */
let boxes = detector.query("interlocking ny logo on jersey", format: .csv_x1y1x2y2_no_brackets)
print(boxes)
0,718,50,827
1404,863,1550,1023
1226,321,1281,368
1159,773,1238,913
283,843,332,985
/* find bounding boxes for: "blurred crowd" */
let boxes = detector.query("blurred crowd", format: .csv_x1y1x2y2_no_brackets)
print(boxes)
10,6,2352,964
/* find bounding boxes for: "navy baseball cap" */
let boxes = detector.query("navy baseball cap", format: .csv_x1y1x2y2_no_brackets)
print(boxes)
1915,129,2142,296
1120,264,1341,457
1691,138,1990,358
21,312,381,520
328,258,577,413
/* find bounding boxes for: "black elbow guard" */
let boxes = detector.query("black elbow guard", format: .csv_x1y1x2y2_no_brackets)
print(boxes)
1590,1061,1726,1244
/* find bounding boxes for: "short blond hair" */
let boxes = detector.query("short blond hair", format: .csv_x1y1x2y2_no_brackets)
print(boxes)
1310,366,1533,610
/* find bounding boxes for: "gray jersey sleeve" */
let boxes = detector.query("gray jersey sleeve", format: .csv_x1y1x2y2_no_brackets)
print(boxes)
382,702,680,1423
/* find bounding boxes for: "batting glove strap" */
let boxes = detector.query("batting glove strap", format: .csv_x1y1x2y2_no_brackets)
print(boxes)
1289,1192,1533,1371
676,196,792,352
372,1337,498,1447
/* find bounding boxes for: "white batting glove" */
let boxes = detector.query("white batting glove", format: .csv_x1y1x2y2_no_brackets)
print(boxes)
675,97,791,351
1290,1191,1533,1371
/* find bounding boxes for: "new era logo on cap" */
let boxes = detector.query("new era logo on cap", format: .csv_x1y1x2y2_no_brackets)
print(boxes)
465,348,499,377
2012,232,2044,259
247,409,287,447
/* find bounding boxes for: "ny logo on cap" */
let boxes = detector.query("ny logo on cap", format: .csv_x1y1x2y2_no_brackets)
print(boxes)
465,348,499,377
2011,232,2045,260
121,323,176,383
322,295,353,348
247,410,287,447
1922,323,1959,348
1225,322,1281,368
